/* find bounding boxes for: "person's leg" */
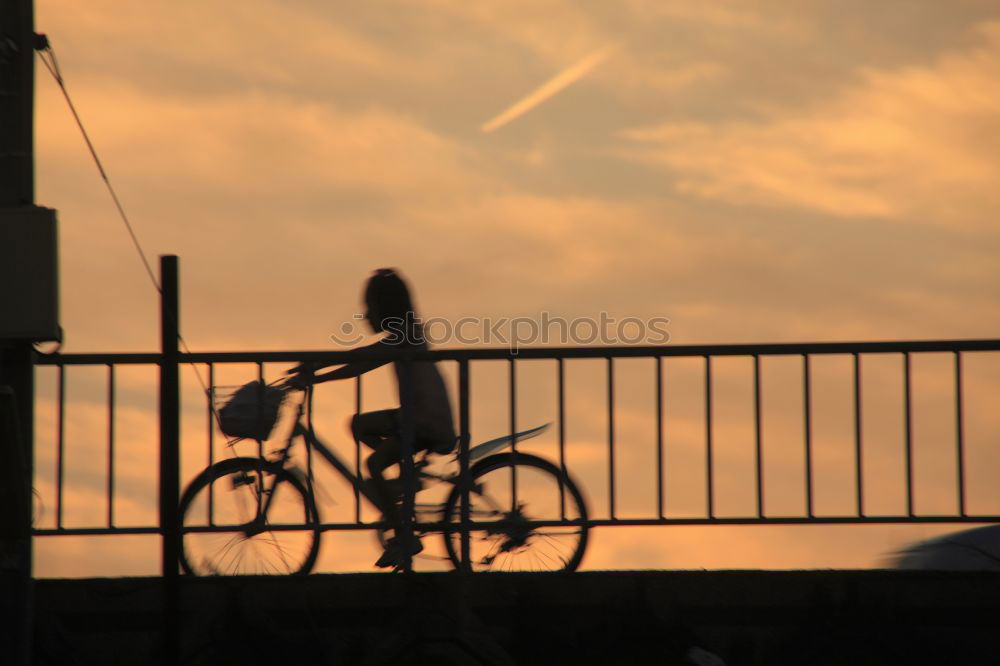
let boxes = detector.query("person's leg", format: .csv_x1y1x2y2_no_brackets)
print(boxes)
366,435,403,528
352,409,423,566
351,409,398,450
350,410,399,516
368,436,424,567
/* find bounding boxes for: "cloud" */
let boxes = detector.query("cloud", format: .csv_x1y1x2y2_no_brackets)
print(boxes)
622,0,809,38
38,88,480,199
619,21,1000,226
36,1,402,92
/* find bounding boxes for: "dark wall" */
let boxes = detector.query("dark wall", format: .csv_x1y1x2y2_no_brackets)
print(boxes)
32,570,1000,666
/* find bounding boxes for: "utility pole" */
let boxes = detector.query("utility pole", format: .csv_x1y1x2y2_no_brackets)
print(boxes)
1,1,59,664
0,0,34,204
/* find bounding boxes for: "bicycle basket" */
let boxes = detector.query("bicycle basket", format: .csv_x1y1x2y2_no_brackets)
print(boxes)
214,381,285,441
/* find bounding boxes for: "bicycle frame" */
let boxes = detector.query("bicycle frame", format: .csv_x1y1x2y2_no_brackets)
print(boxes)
259,387,557,527
268,387,449,525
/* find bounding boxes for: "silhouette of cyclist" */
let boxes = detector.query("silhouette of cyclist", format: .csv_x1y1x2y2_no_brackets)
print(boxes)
288,268,456,568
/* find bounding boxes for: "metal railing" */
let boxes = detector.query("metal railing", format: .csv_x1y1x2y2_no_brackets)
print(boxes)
30,257,1000,575
34,339,1000,534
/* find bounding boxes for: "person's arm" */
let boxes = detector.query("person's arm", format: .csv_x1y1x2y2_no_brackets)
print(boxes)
293,340,392,386
312,357,387,383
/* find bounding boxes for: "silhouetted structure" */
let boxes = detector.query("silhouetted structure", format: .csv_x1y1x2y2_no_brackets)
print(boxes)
30,571,1000,665
2,3,55,666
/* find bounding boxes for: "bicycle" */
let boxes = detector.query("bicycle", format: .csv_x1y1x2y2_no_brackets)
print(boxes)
178,381,589,575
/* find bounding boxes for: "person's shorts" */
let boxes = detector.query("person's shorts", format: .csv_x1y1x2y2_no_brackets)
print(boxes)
352,409,455,454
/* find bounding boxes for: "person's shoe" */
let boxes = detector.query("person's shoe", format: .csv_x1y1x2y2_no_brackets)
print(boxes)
374,536,423,569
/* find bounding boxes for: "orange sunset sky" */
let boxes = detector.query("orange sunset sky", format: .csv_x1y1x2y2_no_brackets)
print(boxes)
28,0,1000,575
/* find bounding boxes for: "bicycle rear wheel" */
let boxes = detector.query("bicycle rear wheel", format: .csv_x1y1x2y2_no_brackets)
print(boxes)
442,452,588,572
178,458,320,575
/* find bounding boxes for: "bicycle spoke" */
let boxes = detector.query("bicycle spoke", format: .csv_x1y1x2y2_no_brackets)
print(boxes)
202,535,239,574
214,534,247,573
534,546,559,569
228,541,247,574
540,533,574,564
480,535,505,567
261,531,294,572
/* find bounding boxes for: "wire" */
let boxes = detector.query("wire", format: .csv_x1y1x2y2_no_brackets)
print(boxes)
37,46,160,293
37,42,217,408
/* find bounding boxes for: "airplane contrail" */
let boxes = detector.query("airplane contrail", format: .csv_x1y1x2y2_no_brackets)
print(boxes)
481,45,615,133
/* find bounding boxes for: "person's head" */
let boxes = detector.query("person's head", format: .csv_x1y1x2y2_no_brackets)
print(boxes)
363,268,415,333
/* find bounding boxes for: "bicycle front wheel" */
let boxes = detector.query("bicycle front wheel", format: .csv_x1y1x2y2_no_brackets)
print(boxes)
442,452,589,572
178,458,320,576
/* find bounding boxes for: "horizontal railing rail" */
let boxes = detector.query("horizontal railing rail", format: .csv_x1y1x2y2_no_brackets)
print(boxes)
33,337,1000,366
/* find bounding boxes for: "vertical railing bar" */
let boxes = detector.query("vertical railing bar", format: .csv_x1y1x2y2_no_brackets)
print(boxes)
557,357,566,521
509,358,517,512
107,363,115,529
655,356,664,520
397,358,416,573
256,362,265,516
904,352,914,517
158,255,181,665
705,355,713,519
304,364,315,519
207,363,214,526
256,362,265,462
56,363,65,530
607,357,615,521
753,354,763,519
853,353,864,518
955,351,966,517
354,375,362,524
803,354,813,519
458,360,472,572
306,386,314,488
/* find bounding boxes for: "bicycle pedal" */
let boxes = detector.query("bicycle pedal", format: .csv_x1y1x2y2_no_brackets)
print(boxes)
375,536,424,569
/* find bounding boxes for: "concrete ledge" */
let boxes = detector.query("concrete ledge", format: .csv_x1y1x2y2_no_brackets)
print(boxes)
32,570,1000,665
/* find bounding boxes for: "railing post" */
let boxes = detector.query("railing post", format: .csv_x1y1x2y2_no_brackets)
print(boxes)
607,357,615,520
705,355,714,519
458,359,471,572
508,358,517,512
955,351,966,517
0,375,33,666
1,0,41,662
397,357,416,573
354,376,362,524
158,255,180,665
